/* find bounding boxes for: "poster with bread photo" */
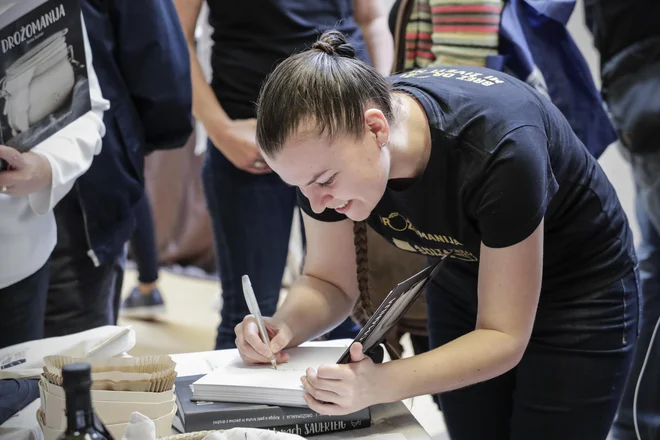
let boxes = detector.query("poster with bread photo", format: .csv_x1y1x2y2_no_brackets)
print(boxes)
0,0,90,153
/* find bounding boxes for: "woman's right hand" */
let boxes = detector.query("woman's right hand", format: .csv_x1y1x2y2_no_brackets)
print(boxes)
0,145,52,197
208,118,272,175
235,316,294,365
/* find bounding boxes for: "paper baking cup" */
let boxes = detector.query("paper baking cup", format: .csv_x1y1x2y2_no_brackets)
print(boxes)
42,355,177,392
42,376,175,403
42,371,177,392
44,355,175,376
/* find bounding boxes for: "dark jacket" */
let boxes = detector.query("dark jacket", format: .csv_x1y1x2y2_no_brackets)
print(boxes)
74,0,193,266
584,0,660,154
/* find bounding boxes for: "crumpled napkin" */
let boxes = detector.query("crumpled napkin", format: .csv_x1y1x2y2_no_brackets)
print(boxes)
121,411,306,440
122,412,156,440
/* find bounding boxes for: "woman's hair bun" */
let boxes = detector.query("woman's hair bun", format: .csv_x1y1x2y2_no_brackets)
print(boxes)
311,30,356,59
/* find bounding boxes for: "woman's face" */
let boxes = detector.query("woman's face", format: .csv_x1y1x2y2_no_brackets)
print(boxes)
263,112,391,222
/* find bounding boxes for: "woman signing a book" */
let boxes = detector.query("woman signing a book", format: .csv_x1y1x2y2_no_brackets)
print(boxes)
234,30,639,440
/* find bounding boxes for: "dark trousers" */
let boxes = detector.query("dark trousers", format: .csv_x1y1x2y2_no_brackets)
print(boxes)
611,198,660,439
426,268,640,440
129,193,159,284
46,193,125,338
202,145,296,349
202,144,357,349
0,263,49,349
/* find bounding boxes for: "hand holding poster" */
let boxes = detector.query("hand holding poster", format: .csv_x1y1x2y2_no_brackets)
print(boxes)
0,0,90,171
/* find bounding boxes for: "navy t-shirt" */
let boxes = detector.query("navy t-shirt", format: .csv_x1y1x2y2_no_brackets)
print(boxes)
298,66,636,293
207,0,371,120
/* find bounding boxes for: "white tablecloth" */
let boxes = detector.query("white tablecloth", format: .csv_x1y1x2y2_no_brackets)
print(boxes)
0,343,431,440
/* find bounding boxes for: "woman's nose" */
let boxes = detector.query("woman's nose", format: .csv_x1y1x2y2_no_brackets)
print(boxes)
308,189,333,214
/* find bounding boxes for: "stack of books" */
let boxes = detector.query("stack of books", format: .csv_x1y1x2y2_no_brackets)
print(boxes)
174,374,370,437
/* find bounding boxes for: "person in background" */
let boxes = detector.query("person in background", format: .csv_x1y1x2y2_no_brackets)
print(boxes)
0,18,108,349
583,1,660,438
45,0,193,337
120,192,167,319
173,0,394,349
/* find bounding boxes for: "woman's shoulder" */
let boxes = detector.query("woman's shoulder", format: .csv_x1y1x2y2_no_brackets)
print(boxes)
392,67,544,113
392,67,548,150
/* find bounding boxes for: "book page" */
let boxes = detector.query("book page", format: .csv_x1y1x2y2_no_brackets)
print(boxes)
194,347,347,392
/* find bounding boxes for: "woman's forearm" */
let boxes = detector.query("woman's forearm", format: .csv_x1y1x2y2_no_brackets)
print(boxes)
187,41,231,131
376,329,526,404
360,17,394,76
173,0,231,131
274,275,356,348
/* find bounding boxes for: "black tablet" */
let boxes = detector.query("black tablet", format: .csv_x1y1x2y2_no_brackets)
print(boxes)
336,251,452,364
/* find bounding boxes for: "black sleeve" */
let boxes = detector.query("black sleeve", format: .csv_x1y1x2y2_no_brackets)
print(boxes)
109,0,193,153
296,189,347,222
470,125,559,248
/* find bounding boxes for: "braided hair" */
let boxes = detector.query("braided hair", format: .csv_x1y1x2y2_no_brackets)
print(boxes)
352,220,372,325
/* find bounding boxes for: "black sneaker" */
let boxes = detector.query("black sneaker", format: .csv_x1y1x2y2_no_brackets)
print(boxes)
120,287,166,319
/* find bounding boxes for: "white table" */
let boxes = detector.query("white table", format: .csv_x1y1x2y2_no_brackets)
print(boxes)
0,345,431,440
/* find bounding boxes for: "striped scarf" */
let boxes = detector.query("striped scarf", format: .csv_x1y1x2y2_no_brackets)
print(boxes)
404,0,503,70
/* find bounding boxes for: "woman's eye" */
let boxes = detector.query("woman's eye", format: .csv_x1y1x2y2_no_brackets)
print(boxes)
317,174,336,188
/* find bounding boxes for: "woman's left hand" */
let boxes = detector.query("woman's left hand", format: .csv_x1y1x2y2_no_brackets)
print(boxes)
301,342,386,415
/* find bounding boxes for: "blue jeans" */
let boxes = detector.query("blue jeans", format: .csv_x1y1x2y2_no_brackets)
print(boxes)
202,145,359,349
203,144,296,349
611,196,660,439
426,268,640,440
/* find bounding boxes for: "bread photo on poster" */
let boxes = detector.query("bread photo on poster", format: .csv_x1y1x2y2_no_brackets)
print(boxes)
0,0,91,152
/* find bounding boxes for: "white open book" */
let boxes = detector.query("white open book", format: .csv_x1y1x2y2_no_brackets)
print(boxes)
192,346,348,407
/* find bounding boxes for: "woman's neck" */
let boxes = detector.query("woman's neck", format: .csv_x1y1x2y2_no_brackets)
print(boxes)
388,92,432,181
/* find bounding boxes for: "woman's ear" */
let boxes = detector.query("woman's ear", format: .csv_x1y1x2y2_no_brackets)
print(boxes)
364,108,389,145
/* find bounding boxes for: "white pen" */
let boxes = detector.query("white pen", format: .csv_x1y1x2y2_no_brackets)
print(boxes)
241,274,278,370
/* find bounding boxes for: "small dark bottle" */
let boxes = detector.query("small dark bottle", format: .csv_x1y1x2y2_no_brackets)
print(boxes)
56,362,114,439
